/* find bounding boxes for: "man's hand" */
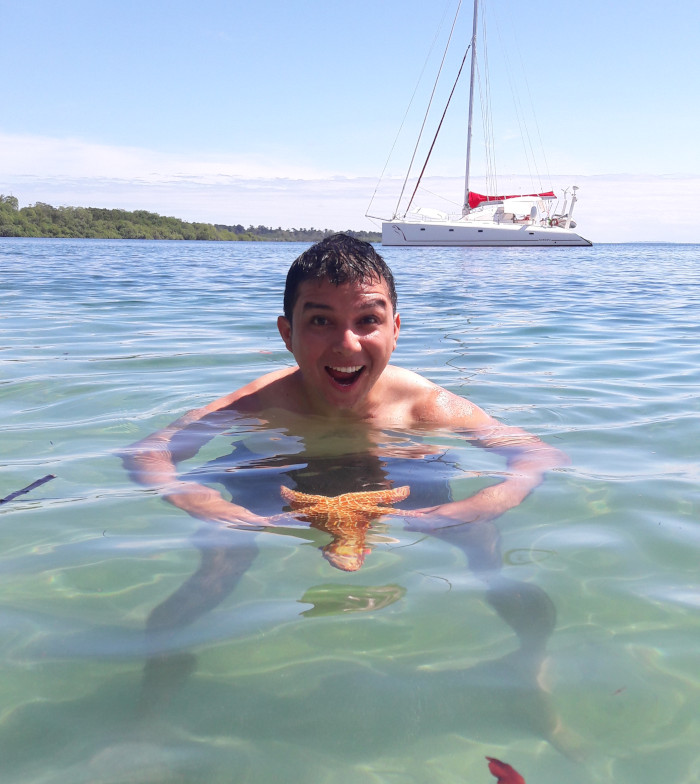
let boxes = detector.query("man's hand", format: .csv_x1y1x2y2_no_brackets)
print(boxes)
162,481,307,531
406,477,534,531
163,481,270,530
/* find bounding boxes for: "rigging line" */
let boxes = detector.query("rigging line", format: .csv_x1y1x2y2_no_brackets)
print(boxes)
414,185,462,207
474,14,497,196
492,3,549,192
405,43,471,216
507,13,552,188
477,9,498,197
394,0,463,219
478,61,496,196
366,0,457,219
494,9,537,188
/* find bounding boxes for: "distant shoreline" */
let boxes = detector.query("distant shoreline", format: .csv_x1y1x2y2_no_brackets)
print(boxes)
0,195,380,243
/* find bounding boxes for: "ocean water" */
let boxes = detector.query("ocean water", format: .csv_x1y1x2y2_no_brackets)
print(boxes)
1,238,699,784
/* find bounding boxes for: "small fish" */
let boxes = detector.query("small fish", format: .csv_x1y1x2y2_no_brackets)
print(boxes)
486,757,526,784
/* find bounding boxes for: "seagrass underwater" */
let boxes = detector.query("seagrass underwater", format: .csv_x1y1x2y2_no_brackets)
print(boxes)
1,237,699,783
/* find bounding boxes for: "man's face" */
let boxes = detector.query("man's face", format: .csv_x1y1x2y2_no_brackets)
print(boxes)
277,276,400,415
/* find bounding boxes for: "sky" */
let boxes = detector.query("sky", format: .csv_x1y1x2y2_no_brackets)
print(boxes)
2,0,700,243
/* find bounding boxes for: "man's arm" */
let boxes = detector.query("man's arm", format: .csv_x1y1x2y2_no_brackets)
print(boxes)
412,424,569,528
120,398,268,529
408,384,569,527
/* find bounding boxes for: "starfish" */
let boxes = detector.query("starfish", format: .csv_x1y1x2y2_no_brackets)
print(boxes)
280,485,411,572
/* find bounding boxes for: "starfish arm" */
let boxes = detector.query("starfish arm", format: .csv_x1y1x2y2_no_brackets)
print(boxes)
338,486,410,505
280,486,322,508
280,485,410,508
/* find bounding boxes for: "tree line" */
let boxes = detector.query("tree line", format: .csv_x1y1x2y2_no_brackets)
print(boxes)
0,195,380,243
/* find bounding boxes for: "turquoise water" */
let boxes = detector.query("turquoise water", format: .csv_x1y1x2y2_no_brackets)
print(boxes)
1,238,699,783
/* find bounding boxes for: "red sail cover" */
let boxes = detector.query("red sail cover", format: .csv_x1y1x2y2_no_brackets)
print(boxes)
468,190,555,209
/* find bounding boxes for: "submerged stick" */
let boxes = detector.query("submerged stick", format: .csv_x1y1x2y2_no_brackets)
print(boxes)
0,474,56,505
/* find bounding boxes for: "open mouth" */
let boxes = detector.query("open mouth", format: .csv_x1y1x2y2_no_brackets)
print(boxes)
325,365,365,387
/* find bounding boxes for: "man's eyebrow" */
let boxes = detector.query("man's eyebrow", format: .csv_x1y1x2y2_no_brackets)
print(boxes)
361,298,389,310
301,298,388,312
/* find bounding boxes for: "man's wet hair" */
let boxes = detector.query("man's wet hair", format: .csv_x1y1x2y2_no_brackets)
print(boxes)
283,233,397,322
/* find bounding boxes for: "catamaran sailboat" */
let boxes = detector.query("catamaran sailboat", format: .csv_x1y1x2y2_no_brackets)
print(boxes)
374,0,592,247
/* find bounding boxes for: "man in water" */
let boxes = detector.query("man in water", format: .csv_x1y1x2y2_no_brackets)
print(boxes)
123,233,566,534
123,234,570,752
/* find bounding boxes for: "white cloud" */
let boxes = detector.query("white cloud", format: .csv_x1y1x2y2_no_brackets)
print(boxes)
2,133,699,241
0,132,333,182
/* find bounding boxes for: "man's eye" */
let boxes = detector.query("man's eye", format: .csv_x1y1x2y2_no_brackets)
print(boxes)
310,315,328,326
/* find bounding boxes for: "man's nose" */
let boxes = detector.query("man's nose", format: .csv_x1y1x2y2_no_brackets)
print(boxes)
334,328,361,353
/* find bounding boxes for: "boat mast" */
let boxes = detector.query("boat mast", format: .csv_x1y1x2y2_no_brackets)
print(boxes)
462,0,479,216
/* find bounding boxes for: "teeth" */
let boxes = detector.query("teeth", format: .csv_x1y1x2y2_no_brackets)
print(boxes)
330,366,363,373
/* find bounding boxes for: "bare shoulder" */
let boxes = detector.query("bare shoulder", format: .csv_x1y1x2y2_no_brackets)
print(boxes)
209,367,298,415
168,367,297,428
382,365,495,429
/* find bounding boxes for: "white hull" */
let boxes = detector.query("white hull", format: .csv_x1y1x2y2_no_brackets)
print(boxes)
372,1,593,248
382,219,592,247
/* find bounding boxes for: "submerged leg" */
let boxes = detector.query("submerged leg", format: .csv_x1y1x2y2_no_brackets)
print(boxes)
146,531,259,632
484,576,556,659
425,520,578,756
429,519,556,654
138,528,259,716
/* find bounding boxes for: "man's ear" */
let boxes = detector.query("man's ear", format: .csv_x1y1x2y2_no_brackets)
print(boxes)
392,313,401,350
277,315,293,353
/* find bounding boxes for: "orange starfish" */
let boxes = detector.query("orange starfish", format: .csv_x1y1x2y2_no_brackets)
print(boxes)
280,485,411,571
